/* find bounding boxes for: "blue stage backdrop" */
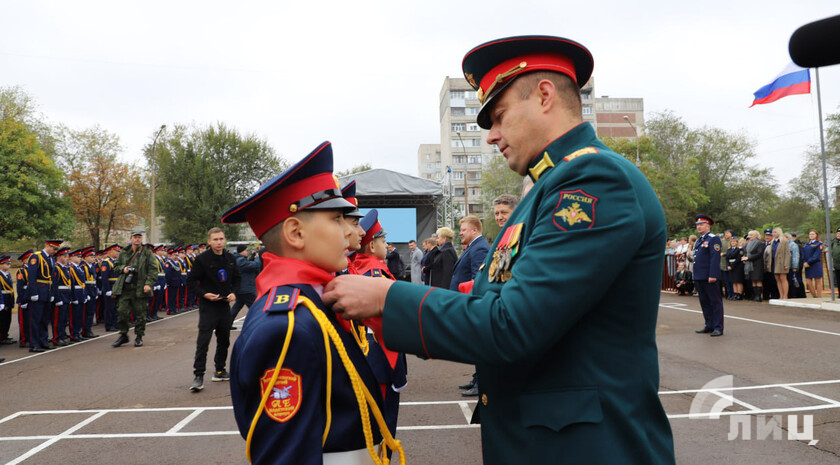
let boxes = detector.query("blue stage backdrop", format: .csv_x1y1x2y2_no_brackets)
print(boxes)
359,208,417,244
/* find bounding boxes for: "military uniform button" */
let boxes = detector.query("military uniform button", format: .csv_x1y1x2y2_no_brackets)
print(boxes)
481,394,488,406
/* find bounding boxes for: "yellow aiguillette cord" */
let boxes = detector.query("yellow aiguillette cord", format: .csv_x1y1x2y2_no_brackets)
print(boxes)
245,296,405,465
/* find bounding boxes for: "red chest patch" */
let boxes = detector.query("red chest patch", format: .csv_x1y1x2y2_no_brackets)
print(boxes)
260,368,302,423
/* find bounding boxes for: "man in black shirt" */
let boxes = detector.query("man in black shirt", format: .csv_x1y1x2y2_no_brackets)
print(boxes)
186,227,241,392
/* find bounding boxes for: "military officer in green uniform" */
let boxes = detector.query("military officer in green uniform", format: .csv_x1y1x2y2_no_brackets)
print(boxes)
111,229,157,347
324,35,675,464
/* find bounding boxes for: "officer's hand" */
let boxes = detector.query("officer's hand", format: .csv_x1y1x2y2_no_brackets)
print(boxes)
708,277,717,283
56,301,63,307
143,285,152,293
50,296,54,302
30,295,38,302
226,293,236,303
84,296,90,303
106,291,112,296
21,303,27,309
323,274,393,321
71,301,77,305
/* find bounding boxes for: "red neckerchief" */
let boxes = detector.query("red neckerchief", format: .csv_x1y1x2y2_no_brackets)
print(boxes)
345,256,359,275
352,253,395,280
348,252,400,370
256,252,334,297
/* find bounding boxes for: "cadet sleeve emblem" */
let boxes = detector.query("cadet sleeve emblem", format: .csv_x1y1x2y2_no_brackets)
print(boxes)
371,269,382,278
259,368,302,423
714,243,721,252
553,189,597,231
30,258,38,265
263,286,300,313
101,266,107,272
562,146,599,162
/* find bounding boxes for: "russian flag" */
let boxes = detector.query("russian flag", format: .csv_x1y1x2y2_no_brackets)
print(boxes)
751,63,811,107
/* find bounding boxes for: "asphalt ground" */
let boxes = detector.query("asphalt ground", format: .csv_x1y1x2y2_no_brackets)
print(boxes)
1,293,840,464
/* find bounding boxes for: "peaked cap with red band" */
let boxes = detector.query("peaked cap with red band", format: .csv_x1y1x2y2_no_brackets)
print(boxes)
82,247,95,258
70,249,83,257
0,255,10,264
17,250,33,261
695,214,714,226
222,141,356,238
55,247,70,257
359,209,386,249
461,35,594,129
45,239,63,248
341,180,365,218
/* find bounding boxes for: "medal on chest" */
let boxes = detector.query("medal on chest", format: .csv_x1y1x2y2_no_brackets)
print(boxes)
489,223,523,283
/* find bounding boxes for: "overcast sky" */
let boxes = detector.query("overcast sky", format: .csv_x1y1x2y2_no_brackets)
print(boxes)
2,1,838,187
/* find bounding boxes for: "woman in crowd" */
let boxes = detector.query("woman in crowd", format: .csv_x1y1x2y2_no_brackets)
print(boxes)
743,230,765,301
765,227,790,299
802,229,824,298
725,237,745,300
687,235,697,274
428,227,458,288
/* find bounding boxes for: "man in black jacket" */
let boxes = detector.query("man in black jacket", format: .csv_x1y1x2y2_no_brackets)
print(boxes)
187,227,241,392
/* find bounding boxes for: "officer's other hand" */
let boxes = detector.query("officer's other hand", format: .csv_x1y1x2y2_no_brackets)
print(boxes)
323,275,393,321
226,293,236,303
30,295,38,302
143,285,152,293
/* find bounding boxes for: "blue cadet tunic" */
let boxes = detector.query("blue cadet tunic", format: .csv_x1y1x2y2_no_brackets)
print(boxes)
381,123,675,464
693,231,724,332
231,279,402,465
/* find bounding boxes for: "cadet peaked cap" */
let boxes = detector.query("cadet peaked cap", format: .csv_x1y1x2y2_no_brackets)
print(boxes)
695,214,713,225
82,248,95,258
70,249,83,257
359,209,386,249
462,35,594,129
55,247,71,257
17,250,34,261
764,228,773,235
341,180,365,218
106,243,121,252
0,255,10,264
221,141,356,238
45,239,63,248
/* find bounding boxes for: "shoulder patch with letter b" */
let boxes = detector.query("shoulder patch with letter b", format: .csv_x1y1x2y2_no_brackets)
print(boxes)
263,286,300,314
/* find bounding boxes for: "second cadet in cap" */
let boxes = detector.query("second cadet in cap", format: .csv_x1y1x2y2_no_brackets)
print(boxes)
0,255,16,346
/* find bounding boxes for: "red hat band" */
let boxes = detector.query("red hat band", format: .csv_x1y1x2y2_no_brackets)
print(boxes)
245,172,341,239
478,53,577,104
360,221,383,248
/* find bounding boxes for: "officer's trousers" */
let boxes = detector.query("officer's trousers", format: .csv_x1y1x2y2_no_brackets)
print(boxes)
18,304,29,345
696,279,724,332
117,291,149,336
193,304,231,376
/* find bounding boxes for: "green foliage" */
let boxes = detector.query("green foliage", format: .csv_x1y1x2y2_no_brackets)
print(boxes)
149,123,287,244
0,87,74,247
335,163,372,178
479,154,523,241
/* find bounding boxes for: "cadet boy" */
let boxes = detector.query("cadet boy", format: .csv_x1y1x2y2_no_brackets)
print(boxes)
324,36,676,464
112,230,157,348
100,244,120,330
223,142,403,464
52,247,73,346
15,250,33,347
68,250,87,342
81,248,100,339
0,255,15,346
25,239,62,352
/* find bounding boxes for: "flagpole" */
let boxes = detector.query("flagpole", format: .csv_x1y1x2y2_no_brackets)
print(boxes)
816,67,835,301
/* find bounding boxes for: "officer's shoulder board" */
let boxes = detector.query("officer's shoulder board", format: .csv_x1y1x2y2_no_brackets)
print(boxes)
562,147,599,163
262,286,301,314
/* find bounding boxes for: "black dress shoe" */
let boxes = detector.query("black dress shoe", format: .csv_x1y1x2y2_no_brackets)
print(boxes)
55,340,68,347
710,330,724,337
112,334,129,347
29,347,45,353
695,328,713,334
461,386,479,397
1,337,16,345
458,382,475,390
85,333,100,338
134,336,143,347
43,343,55,350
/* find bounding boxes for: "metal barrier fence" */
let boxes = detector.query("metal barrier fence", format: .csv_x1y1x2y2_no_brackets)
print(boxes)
662,254,677,291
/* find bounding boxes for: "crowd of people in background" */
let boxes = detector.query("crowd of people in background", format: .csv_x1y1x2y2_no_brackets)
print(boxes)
667,226,840,301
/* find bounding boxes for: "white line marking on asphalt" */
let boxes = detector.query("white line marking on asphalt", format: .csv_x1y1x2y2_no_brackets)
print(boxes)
167,408,205,434
458,402,474,423
7,410,107,465
660,378,840,394
709,389,760,411
398,425,480,431
781,385,840,406
667,403,840,419
659,302,840,337
0,431,240,441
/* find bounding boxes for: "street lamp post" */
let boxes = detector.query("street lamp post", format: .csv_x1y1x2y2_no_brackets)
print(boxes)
149,124,167,244
623,115,640,168
455,131,469,217
446,165,453,227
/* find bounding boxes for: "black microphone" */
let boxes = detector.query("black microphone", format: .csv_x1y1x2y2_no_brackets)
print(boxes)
789,14,840,68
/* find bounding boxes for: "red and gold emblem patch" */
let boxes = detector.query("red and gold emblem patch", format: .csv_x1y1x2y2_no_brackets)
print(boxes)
259,368,302,423
30,258,38,265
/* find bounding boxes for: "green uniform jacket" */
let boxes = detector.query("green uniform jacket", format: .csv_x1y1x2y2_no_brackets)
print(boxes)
111,246,157,298
383,123,675,464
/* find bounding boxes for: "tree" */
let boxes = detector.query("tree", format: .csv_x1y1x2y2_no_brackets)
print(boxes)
479,154,523,240
335,163,372,178
54,125,148,250
0,87,74,246
149,123,287,244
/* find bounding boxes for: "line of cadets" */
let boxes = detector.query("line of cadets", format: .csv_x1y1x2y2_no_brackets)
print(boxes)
2,242,209,351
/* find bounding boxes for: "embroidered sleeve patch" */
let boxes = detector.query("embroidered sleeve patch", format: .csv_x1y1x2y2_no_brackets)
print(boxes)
562,147,599,162
370,269,382,278
714,243,721,252
264,286,300,313
30,258,38,265
260,368,302,423
101,266,107,272
553,189,597,231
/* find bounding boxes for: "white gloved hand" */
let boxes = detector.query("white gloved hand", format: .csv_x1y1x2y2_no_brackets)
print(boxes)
50,296,54,302
56,301,63,307
30,295,38,302
84,296,90,303
21,303,27,309
71,301,78,305
0,304,4,311
106,291,112,297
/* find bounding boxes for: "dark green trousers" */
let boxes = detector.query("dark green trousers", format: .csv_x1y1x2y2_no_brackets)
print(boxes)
117,289,149,336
